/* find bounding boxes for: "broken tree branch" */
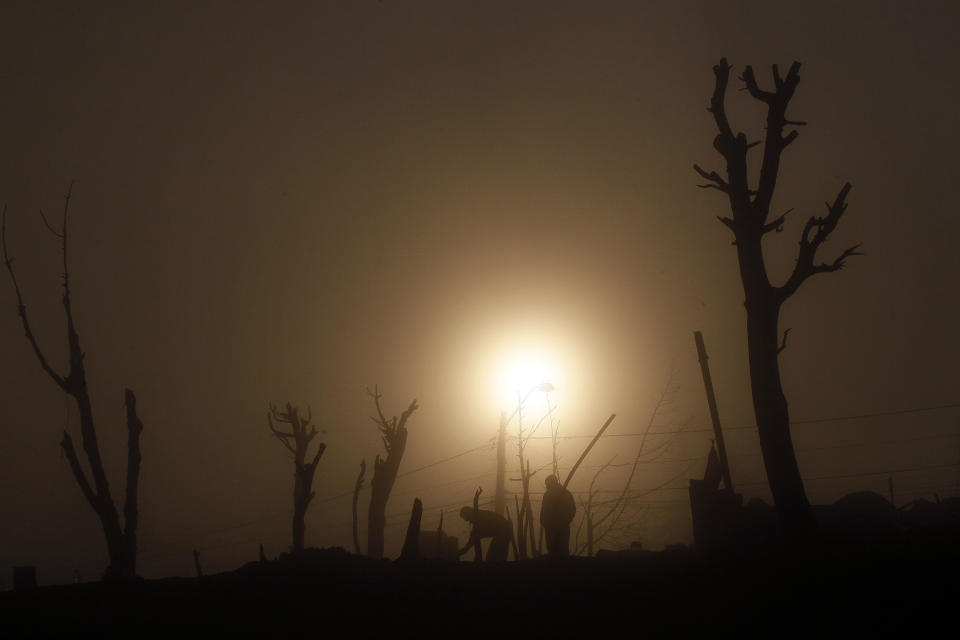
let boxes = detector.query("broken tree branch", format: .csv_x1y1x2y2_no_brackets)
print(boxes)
763,208,793,234
2,205,70,391
777,328,792,354
693,164,730,192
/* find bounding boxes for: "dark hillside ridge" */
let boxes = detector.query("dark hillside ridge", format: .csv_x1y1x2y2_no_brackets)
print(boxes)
4,529,959,637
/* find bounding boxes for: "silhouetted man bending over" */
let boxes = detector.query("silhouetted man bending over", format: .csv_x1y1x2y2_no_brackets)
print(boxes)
458,507,513,562
540,474,576,557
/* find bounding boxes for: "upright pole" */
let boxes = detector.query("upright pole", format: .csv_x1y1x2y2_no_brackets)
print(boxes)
495,411,507,515
694,331,734,493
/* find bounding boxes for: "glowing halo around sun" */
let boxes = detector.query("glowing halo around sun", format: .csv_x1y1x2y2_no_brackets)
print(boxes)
492,346,562,410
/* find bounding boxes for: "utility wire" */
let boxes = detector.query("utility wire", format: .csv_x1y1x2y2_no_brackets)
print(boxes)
139,403,960,559
526,402,960,438
735,461,960,487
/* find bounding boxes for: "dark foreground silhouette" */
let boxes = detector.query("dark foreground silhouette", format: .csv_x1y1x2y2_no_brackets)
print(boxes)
4,528,958,637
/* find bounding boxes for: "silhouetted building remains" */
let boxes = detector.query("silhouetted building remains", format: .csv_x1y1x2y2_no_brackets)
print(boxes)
418,530,459,561
13,566,36,590
688,444,744,550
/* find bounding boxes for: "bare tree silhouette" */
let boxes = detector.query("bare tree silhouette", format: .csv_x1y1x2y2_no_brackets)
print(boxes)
366,386,418,559
1,186,144,578
267,402,326,553
511,397,555,558
575,372,678,555
694,59,861,542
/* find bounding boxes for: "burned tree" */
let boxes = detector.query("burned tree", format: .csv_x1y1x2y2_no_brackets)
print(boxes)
1,187,144,578
366,386,418,559
267,402,327,554
694,59,861,542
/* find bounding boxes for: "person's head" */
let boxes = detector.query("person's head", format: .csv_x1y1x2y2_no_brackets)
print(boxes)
459,506,475,523
545,474,560,491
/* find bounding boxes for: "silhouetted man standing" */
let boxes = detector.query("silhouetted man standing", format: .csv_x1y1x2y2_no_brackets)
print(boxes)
540,474,576,557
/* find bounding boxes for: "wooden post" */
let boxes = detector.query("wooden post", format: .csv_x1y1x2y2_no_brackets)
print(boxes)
694,331,734,493
192,549,203,577
400,498,423,560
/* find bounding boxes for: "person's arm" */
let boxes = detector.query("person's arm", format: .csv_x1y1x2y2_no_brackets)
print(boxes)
459,529,478,555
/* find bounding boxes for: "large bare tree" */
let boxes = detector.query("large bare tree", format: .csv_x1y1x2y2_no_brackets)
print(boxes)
2,187,144,578
267,402,327,553
694,59,861,542
366,386,418,559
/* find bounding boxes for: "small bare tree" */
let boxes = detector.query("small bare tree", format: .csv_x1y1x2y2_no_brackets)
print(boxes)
2,187,144,579
366,386,418,559
574,370,678,555
267,402,326,554
511,396,556,558
694,59,861,541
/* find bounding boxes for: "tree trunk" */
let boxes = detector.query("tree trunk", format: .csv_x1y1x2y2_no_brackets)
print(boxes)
292,497,307,554
495,411,506,516
368,451,403,559
62,389,142,579
292,465,308,553
267,403,326,554
734,215,812,541
367,482,391,559
513,495,526,559
522,460,537,556
365,392,417,559
122,388,142,576
744,298,817,542
76,395,130,577
695,59,860,544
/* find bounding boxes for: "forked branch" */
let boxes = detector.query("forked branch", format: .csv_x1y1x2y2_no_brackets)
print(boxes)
368,385,418,458
693,164,729,193
779,182,863,299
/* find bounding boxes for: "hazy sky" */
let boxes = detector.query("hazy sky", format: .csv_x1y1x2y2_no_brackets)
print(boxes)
1,1,958,584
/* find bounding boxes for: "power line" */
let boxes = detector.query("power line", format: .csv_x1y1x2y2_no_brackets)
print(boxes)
895,484,960,497
735,461,960,487
138,404,960,561
527,402,960,438
398,439,496,477
790,403,960,426
554,430,960,472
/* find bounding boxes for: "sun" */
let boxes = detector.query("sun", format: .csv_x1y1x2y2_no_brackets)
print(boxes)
493,346,561,410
